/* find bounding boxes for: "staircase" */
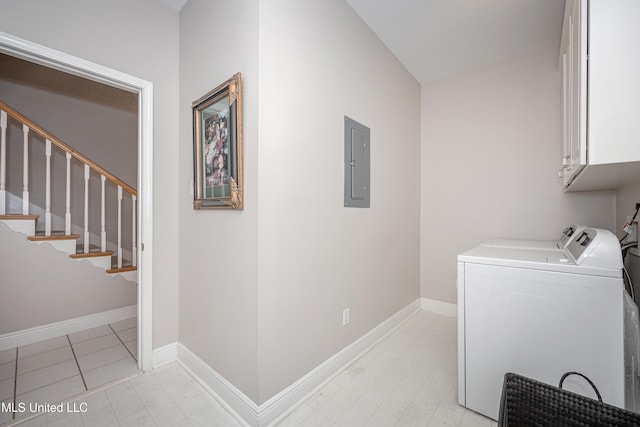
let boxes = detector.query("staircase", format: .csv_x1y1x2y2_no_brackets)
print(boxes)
0,100,137,283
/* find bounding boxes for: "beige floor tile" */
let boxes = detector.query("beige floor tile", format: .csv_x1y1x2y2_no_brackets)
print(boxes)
17,346,74,376
110,317,137,332
83,358,138,389
0,349,17,365
16,359,80,395
68,326,112,345
72,334,120,357
18,337,69,359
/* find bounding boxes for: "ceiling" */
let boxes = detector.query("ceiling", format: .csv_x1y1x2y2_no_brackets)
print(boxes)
344,0,566,85
161,0,566,86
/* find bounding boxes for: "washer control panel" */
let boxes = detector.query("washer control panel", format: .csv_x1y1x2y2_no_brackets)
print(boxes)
566,228,623,269
559,224,586,247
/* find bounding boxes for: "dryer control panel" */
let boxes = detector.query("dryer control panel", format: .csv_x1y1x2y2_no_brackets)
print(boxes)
566,228,623,269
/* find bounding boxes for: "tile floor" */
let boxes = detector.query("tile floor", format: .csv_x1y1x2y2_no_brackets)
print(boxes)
1,311,495,427
0,318,138,425
278,311,494,427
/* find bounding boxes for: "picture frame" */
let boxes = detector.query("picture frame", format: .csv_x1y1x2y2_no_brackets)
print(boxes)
192,72,243,210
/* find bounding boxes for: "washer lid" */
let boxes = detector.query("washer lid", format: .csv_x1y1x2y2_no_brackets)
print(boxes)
458,244,622,278
480,224,588,251
481,239,561,251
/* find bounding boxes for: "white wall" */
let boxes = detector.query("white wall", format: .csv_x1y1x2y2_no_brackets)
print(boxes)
420,44,617,304
617,183,640,233
257,0,421,403
0,0,180,349
178,0,260,402
0,223,136,334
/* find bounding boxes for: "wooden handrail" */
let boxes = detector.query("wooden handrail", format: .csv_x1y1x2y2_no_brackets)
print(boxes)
0,100,137,196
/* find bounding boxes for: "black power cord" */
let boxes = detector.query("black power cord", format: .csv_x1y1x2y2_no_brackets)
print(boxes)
620,204,640,243
620,204,640,302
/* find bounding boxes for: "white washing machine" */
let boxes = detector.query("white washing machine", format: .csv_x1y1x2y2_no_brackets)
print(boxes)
458,228,626,420
481,224,586,251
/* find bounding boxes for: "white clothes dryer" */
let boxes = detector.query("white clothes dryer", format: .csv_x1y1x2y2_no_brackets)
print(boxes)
458,228,626,421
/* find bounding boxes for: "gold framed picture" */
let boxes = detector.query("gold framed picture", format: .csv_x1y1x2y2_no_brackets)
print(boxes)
192,72,243,210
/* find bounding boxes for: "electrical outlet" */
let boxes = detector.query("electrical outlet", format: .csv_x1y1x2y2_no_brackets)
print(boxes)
342,308,350,326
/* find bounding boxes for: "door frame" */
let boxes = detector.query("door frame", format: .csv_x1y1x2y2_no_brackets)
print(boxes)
0,31,154,371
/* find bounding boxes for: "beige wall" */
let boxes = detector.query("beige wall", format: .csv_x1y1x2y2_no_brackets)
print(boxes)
178,0,260,402
420,44,617,304
0,0,180,349
0,223,136,334
179,0,421,405
257,0,421,403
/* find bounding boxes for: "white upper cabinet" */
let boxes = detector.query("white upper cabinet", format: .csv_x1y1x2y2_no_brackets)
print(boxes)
559,0,640,191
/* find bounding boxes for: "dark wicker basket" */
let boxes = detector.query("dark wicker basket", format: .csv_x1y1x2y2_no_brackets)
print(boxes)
498,372,640,426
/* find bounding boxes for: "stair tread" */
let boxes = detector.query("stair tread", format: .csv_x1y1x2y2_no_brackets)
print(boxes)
70,251,114,259
28,233,80,241
0,214,39,220
106,265,137,274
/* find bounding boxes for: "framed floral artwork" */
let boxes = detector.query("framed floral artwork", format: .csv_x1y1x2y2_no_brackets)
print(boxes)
192,72,243,210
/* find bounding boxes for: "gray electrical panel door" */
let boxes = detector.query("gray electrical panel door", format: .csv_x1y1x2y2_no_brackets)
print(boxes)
344,116,370,208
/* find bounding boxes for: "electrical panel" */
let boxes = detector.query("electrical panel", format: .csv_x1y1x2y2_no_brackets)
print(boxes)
344,116,370,208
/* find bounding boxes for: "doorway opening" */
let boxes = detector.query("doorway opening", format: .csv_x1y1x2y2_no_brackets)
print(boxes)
0,31,153,422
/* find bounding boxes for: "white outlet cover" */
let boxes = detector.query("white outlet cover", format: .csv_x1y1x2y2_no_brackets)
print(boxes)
343,309,350,326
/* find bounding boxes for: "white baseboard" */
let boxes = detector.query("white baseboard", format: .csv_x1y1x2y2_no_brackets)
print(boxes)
176,299,421,427
0,305,137,352
421,297,457,317
152,341,178,369
177,343,256,426
260,299,421,426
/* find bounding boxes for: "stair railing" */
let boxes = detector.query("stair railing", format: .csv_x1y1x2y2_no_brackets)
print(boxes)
0,100,137,269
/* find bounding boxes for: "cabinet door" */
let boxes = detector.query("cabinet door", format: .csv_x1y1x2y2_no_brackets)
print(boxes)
561,51,571,184
589,0,640,164
567,0,588,184
562,0,640,190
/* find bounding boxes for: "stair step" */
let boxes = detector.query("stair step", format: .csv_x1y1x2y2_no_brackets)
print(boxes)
106,266,137,274
28,232,80,241
0,215,38,236
70,251,114,259
0,214,39,221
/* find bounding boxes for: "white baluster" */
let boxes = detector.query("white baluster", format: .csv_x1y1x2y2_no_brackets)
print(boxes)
132,194,137,267
65,153,71,235
0,110,6,215
101,175,106,253
84,165,90,254
117,185,123,269
22,124,29,215
45,139,52,236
